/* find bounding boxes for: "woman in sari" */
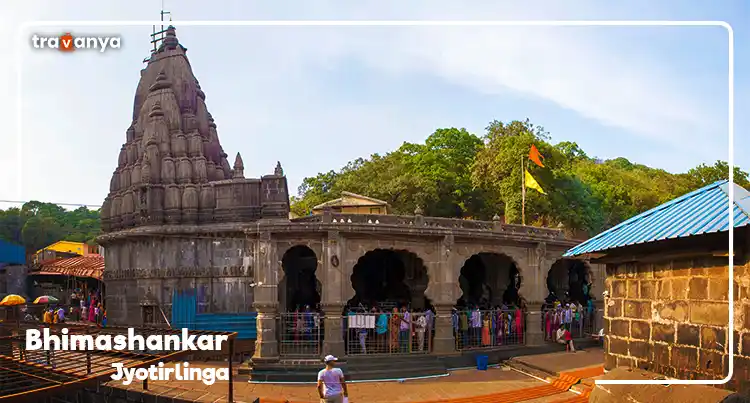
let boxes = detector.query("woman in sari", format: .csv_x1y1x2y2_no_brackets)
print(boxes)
389,308,400,353
481,312,491,346
515,306,524,343
88,300,96,322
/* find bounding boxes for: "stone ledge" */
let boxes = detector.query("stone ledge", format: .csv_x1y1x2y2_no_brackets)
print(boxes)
589,367,732,403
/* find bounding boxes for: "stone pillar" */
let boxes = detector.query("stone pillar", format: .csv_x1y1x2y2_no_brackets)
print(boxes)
525,302,546,346
321,303,345,358
251,233,280,362
320,231,347,358
425,235,460,355
520,242,549,305
252,304,279,362
432,304,456,354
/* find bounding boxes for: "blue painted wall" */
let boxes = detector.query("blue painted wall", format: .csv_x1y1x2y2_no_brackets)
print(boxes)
171,289,257,340
0,240,25,265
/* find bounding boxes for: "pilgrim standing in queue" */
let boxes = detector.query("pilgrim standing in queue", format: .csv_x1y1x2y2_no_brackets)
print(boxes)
317,355,349,403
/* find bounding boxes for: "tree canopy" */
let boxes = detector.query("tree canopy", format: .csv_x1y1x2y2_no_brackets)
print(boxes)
0,202,100,254
1,118,746,249
291,119,749,237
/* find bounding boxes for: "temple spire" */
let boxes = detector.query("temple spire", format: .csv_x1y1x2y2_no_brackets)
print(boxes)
233,152,245,179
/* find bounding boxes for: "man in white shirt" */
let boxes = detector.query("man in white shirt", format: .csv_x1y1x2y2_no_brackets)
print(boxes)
317,355,348,403
556,326,566,344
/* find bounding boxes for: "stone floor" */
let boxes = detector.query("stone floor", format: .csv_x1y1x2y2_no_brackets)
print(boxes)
511,347,606,375
102,346,614,403
110,362,585,403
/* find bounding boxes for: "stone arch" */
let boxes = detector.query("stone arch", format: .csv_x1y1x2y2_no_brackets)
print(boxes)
546,258,593,305
455,252,522,309
346,248,433,312
279,245,322,312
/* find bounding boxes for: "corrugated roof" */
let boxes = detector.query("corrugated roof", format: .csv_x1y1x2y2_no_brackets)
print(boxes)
37,255,105,280
564,180,750,257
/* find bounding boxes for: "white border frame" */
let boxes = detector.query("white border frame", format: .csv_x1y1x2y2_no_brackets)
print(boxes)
17,20,734,386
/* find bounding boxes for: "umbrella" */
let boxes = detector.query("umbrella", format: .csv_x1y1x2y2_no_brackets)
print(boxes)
0,294,26,306
33,296,59,304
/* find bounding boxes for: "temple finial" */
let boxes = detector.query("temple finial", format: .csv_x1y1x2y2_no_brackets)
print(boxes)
233,152,244,178
143,8,173,63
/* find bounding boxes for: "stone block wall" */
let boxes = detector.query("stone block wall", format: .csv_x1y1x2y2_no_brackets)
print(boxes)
604,255,750,392
103,236,255,325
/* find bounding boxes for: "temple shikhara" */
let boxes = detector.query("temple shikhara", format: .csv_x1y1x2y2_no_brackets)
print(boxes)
100,25,288,232
97,26,603,380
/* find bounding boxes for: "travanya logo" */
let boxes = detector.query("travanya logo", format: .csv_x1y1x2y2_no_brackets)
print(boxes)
31,33,121,53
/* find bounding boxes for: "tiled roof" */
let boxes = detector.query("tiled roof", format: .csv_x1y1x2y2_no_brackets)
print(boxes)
312,191,389,210
564,180,750,257
37,255,105,280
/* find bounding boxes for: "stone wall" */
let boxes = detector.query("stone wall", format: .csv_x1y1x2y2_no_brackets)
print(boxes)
2,265,27,297
103,236,254,325
604,255,750,392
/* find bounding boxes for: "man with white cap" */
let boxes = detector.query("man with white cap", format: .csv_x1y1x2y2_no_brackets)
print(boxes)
317,355,348,403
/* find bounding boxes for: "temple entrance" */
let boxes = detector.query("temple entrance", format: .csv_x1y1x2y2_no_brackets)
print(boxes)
279,245,321,312
542,259,595,341
455,253,521,309
546,259,592,305
347,249,431,311
454,253,524,350
278,245,322,357
345,249,434,355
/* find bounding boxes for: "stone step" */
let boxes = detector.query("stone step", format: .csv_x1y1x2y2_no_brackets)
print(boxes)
248,365,448,383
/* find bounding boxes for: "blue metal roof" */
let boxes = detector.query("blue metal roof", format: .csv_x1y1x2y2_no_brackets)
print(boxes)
0,239,25,265
564,180,750,257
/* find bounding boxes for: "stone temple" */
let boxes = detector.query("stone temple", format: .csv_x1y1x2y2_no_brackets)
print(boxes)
98,27,604,373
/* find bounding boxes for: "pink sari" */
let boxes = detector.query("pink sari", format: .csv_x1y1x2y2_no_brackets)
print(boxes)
88,302,96,322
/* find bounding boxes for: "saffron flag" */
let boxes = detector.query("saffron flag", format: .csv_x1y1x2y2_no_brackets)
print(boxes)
529,145,545,168
525,170,546,194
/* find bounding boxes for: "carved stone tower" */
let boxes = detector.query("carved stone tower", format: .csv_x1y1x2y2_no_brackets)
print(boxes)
98,26,289,326
100,26,290,233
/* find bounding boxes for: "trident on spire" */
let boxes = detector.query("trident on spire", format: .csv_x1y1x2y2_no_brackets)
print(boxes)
143,1,172,63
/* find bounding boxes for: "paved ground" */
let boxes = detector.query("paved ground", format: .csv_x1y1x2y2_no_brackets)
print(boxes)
129,365,576,402
512,347,605,375
108,353,602,403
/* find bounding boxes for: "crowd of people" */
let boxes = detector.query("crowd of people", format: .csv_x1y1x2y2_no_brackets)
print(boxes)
70,290,107,326
343,305,435,355
452,305,526,349
542,299,595,342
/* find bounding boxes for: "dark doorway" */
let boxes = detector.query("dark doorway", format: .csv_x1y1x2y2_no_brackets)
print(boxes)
455,253,521,309
347,249,432,311
546,259,592,305
281,245,322,312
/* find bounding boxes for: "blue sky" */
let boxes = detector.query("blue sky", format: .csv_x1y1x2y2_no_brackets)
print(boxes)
0,0,747,209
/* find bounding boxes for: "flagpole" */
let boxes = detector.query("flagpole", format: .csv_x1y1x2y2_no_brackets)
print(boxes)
521,155,526,226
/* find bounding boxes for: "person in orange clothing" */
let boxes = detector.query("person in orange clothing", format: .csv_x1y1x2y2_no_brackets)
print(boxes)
389,308,400,353
481,312,491,346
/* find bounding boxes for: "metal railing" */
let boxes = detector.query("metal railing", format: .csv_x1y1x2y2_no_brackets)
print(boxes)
542,304,596,342
344,312,434,355
278,312,323,357
453,309,525,350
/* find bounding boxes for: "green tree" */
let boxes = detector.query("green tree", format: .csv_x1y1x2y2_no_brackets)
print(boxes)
681,160,750,190
291,127,487,218
471,119,569,226
0,201,101,253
